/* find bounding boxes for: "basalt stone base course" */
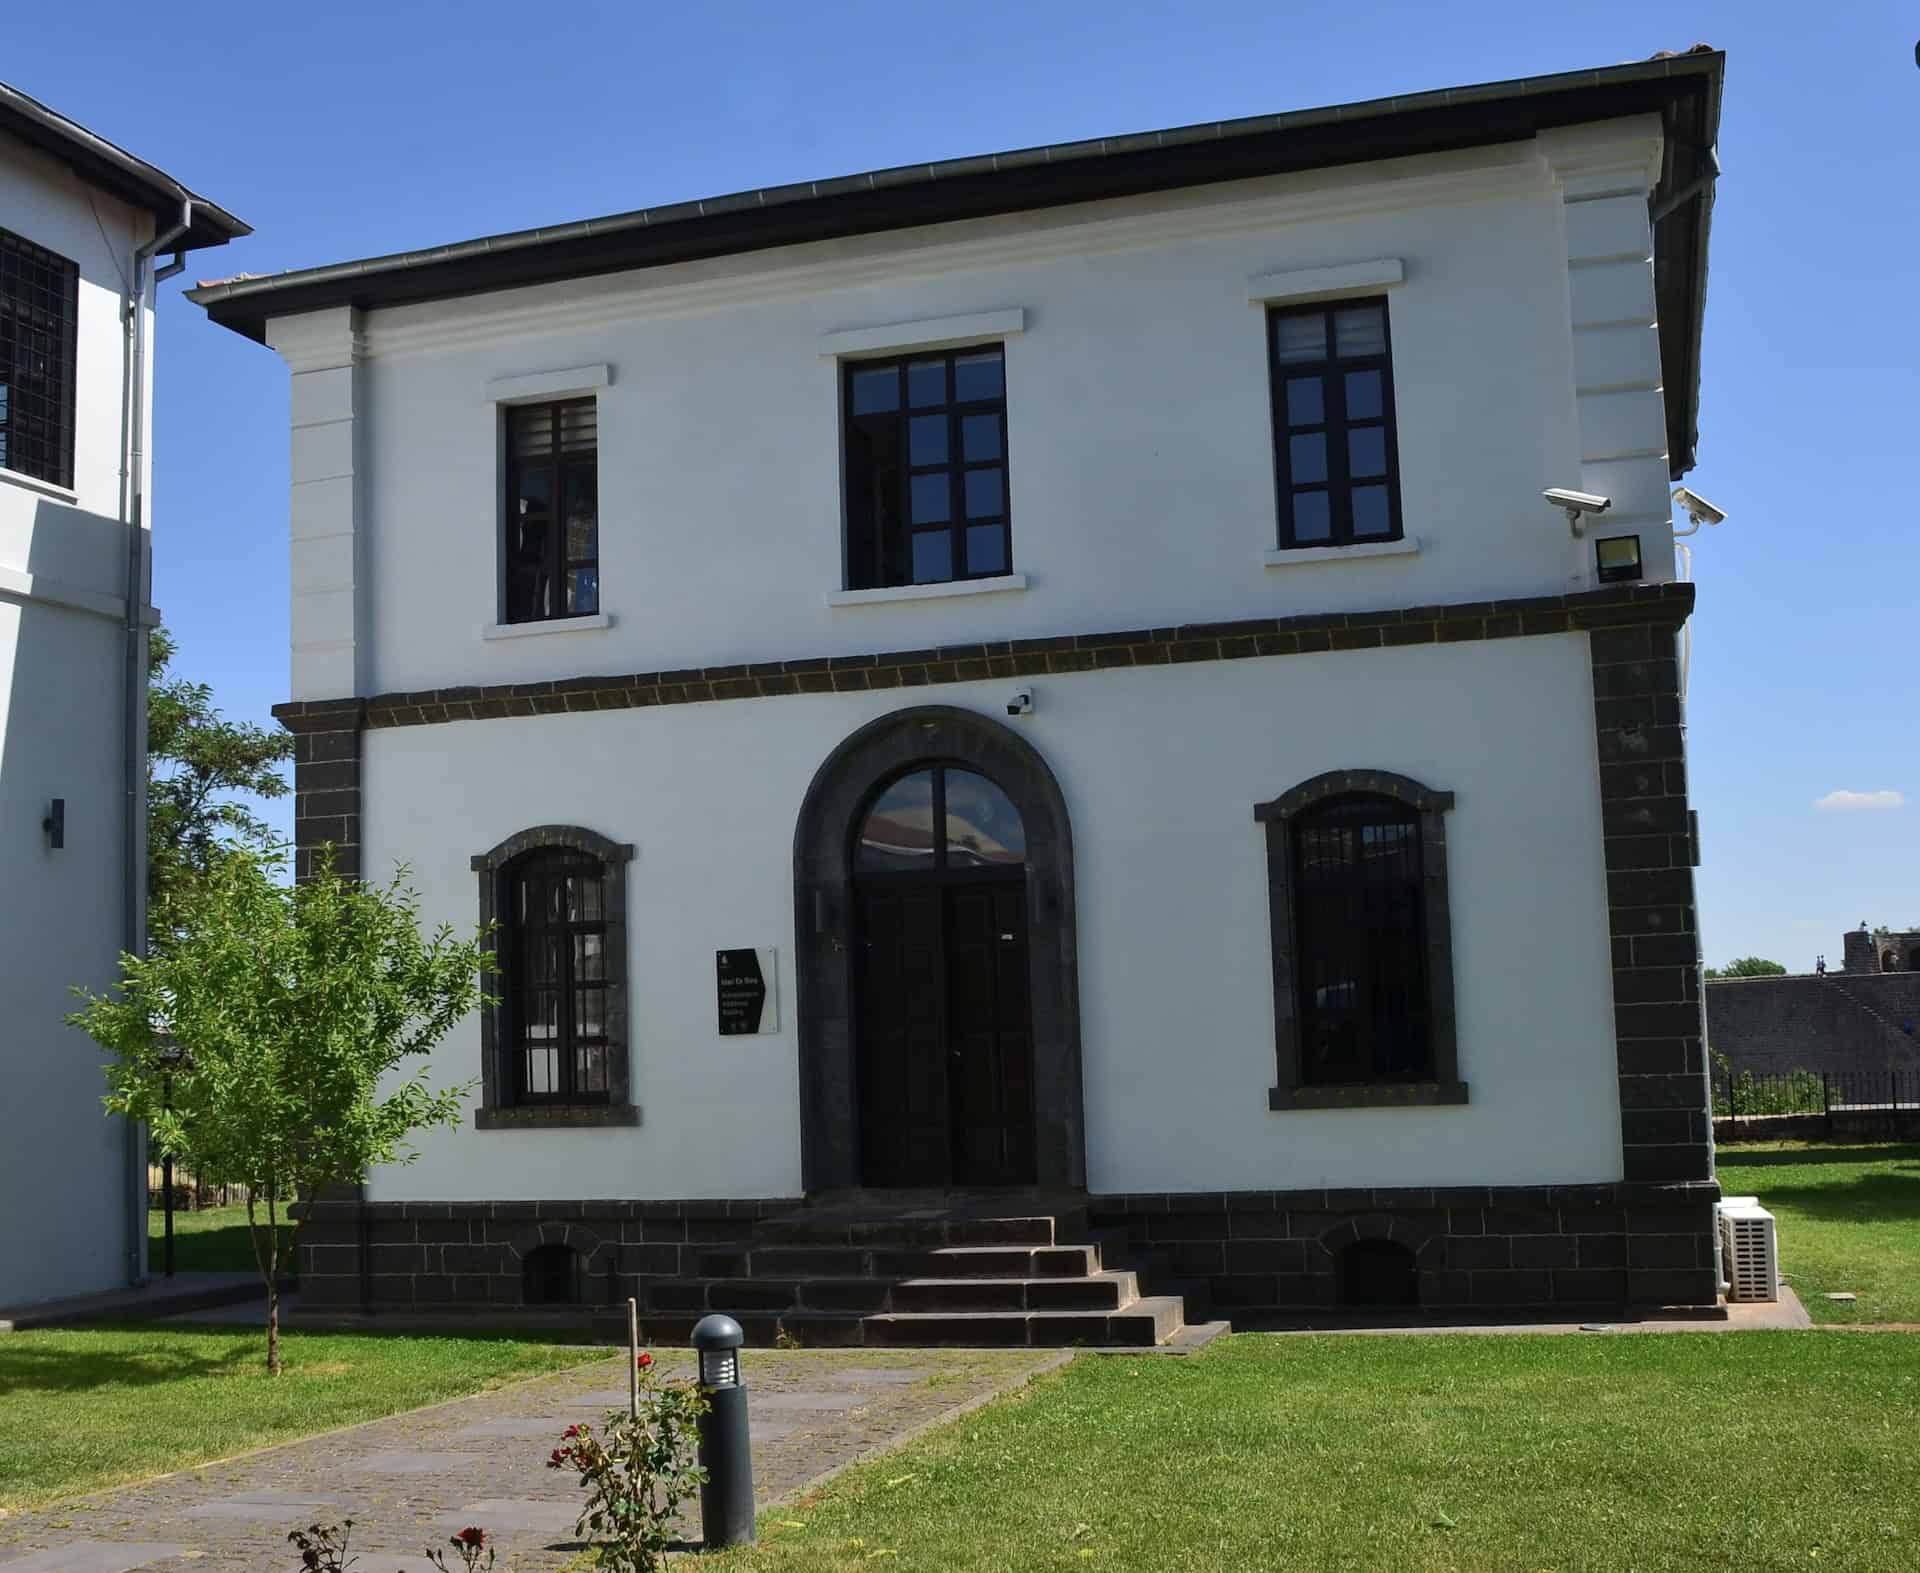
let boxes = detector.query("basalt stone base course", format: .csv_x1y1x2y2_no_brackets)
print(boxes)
299,1182,1722,1317
1088,1180,1722,1312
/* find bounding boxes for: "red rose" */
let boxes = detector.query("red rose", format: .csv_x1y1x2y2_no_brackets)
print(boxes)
562,1423,582,1438
547,1447,567,1468
637,1351,654,1369
456,1527,486,1548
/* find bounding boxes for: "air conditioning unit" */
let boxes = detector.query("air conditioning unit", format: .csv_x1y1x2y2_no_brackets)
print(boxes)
1717,1201,1778,1303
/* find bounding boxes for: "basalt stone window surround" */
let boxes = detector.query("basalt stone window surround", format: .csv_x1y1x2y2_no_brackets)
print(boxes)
471,826,638,1130
1257,770,1463,1111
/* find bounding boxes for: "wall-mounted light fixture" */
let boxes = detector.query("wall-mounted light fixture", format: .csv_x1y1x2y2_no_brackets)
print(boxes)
42,798,65,850
1595,535,1644,584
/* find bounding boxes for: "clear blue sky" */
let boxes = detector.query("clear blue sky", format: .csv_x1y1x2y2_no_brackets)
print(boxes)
17,1,1916,972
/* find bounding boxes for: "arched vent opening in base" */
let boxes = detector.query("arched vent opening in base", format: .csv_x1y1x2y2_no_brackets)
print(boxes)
1337,1238,1418,1308
523,1242,588,1306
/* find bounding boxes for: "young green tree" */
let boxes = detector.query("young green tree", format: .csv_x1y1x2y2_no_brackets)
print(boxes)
1704,956,1789,979
69,848,492,1374
147,624,295,944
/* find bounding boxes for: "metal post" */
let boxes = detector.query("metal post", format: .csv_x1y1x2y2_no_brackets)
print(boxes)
161,1151,175,1277
628,1298,640,1421
1728,1071,1737,1122
691,1314,754,1550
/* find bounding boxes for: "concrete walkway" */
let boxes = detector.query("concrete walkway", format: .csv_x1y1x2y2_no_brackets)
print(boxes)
0,1348,1059,1572
0,1275,265,1334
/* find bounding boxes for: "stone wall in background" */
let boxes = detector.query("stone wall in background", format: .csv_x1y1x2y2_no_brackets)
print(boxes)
1705,972,1920,1075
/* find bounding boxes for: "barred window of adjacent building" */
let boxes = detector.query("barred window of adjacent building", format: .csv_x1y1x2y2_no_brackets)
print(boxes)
505,398,599,622
0,229,80,489
843,345,1011,590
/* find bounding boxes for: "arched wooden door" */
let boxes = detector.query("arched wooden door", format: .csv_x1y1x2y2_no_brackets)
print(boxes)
851,764,1035,1187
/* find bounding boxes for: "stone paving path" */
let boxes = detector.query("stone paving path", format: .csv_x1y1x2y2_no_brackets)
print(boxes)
0,1349,1060,1572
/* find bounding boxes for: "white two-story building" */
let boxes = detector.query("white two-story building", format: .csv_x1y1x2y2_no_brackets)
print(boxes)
194,49,1727,1343
0,83,245,1309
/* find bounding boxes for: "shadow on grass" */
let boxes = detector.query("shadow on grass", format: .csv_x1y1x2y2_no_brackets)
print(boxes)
1717,1144,1920,1171
0,1322,603,1398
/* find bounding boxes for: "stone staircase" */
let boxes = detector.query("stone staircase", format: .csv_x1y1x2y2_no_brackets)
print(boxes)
596,1193,1220,1349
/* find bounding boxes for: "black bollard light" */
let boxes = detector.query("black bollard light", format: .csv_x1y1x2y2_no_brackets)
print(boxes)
691,1313,754,1550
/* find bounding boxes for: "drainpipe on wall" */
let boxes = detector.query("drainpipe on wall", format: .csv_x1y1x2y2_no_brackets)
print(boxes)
119,200,191,1286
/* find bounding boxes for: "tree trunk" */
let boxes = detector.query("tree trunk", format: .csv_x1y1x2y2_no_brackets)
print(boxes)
266,1190,282,1376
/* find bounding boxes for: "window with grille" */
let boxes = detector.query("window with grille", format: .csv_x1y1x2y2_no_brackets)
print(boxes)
507,848,612,1104
843,345,1010,589
1267,298,1402,549
1292,795,1430,1083
1256,771,1463,1110
0,228,80,489
505,398,598,622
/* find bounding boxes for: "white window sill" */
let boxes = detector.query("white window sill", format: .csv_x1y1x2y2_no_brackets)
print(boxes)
826,573,1028,608
1263,537,1421,569
481,612,613,640
0,465,79,504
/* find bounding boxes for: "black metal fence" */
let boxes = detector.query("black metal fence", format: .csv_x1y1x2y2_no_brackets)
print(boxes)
1716,1067,1920,1120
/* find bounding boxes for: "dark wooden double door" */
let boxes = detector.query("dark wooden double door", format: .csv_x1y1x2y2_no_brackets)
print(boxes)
854,874,1036,1187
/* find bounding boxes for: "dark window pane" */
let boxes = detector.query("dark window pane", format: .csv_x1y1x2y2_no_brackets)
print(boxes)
910,472,950,524
911,531,953,583
963,467,1003,519
962,413,1001,460
515,464,552,514
1289,433,1327,485
567,569,598,615
576,988,605,1038
1348,427,1387,479
1352,486,1392,538
857,770,937,872
575,932,604,981
965,523,1007,575
1275,312,1326,364
908,414,948,466
1291,490,1331,543
1285,377,1324,426
851,366,898,414
575,1044,607,1094
953,350,1004,402
564,461,598,561
1344,369,1383,420
944,770,1025,866
907,359,946,407
1335,305,1387,357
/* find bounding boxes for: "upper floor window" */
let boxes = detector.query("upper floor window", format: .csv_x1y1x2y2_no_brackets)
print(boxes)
1267,299,1401,549
505,399,598,622
0,228,80,489
844,346,1010,590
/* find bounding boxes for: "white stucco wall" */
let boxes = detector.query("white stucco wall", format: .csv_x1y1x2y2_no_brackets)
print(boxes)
0,131,152,1306
361,633,1621,1202
279,121,1675,703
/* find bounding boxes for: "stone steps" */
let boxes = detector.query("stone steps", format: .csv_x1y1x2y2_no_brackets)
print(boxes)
598,1199,1212,1349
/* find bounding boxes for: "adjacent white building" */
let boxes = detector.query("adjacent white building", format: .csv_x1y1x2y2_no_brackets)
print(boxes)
194,50,1728,1341
0,84,245,1309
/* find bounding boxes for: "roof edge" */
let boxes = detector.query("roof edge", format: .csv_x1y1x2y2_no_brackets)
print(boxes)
0,79,249,251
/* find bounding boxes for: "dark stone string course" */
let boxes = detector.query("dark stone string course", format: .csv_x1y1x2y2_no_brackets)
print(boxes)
273,583,1695,733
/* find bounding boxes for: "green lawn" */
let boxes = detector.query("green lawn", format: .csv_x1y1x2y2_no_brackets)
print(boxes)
0,1325,605,1512
719,1332,1920,1573
147,1203,290,1275
1716,1141,1920,1324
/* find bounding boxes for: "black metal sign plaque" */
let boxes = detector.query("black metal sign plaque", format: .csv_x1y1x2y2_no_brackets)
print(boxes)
716,949,767,1036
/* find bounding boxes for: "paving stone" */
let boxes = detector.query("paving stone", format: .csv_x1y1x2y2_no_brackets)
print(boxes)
0,1349,1058,1571
454,1417,583,1440
436,1499,581,1535
185,1488,341,1520
748,1390,863,1411
352,1451,480,1476
0,1544,191,1573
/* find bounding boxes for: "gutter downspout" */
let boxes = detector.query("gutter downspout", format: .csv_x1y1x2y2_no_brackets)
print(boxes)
120,200,190,1286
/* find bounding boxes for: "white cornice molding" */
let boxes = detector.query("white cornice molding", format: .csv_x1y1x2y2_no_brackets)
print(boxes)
1247,257,1404,305
818,308,1026,359
1536,116,1664,201
485,363,612,403
266,305,368,373
356,142,1548,360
